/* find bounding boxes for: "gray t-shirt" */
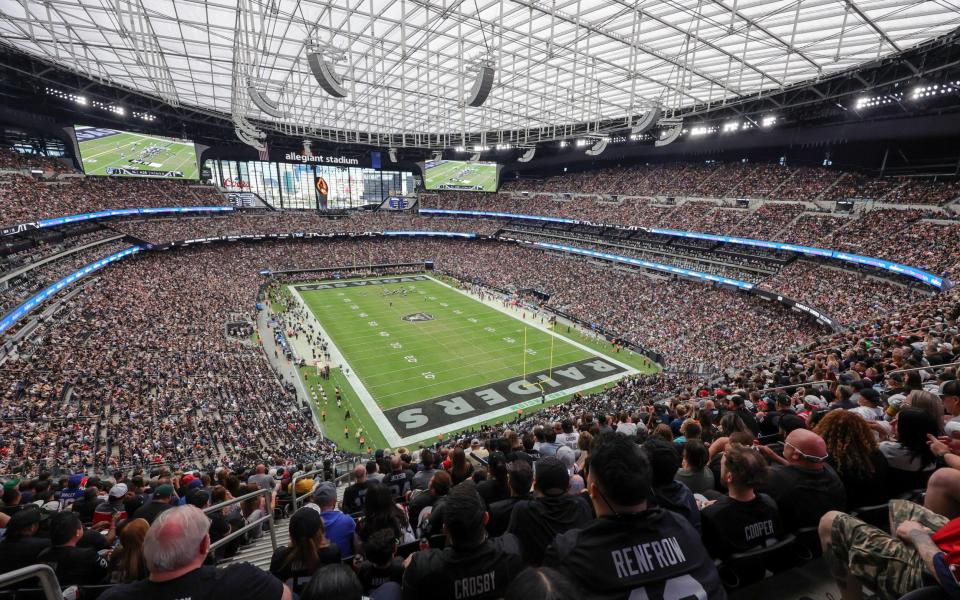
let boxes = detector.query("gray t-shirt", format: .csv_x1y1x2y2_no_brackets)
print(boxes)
248,474,276,491
412,468,438,491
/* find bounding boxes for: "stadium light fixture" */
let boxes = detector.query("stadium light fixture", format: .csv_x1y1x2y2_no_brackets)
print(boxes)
495,143,512,151
722,121,740,133
761,116,777,128
454,146,466,152
575,139,588,147
585,137,608,156
559,141,569,148
75,96,88,106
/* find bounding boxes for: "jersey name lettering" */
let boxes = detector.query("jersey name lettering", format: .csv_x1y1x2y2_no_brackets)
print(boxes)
454,572,495,598
611,537,686,579
744,519,776,541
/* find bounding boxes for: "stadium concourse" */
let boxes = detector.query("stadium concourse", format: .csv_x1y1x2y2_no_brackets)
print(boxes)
0,152,959,600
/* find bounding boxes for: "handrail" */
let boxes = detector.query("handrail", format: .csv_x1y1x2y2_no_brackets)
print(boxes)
291,467,326,511
0,564,64,599
757,380,833,394
203,488,277,555
888,361,960,375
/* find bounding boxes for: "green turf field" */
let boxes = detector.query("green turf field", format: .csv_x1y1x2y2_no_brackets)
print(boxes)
75,126,199,179
424,160,498,192
289,275,655,448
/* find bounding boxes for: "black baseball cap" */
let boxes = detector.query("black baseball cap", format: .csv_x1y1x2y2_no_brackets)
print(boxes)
534,457,569,496
7,506,48,534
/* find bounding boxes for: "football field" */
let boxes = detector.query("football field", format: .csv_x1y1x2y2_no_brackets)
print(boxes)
290,275,650,447
76,126,199,178
424,160,498,192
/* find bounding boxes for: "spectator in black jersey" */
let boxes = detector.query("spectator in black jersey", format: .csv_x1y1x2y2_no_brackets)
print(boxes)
384,455,414,501
409,471,451,537
476,452,510,507
355,528,405,594
507,457,593,565
100,505,292,600
72,486,102,523
37,511,110,586
270,507,341,594
487,461,533,537
643,438,700,532
723,395,759,435
701,444,783,559
412,450,438,491
358,482,415,546
543,432,725,600
759,428,846,530
0,506,51,574
675,440,714,494
402,482,524,600
342,465,370,515
757,394,795,437
814,409,890,509
132,483,175,524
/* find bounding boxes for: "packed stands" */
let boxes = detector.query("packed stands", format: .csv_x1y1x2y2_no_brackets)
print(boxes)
0,172,226,227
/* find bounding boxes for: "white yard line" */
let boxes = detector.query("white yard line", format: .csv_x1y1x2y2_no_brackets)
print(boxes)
288,276,639,448
425,275,638,373
287,285,402,445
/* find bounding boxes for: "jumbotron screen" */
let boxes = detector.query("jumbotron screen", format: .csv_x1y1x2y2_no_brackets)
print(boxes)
422,159,499,192
74,125,199,179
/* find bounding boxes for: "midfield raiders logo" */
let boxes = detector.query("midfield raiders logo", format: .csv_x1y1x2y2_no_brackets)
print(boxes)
402,312,434,322
384,357,628,434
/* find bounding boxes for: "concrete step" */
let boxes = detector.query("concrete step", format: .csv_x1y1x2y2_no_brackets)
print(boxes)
218,517,290,571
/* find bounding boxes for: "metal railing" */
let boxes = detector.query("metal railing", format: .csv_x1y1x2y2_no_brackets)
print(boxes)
291,467,326,511
889,361,960,375
0,565,63,600
203,488,277,555
757,380,833,395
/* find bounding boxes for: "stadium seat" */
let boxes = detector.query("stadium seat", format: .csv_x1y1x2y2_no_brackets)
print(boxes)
899,587,949,600
428,533,446,550
793,526,822,561
397,540,420,558
850,503,891,532
79,585,117,599
716,534,797,589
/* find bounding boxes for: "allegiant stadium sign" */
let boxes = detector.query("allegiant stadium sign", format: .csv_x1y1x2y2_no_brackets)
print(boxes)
284,152,360,165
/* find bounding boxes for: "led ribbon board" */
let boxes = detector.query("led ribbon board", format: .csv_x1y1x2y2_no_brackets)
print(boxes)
530,241,755,290
417,209,944,289
0,246,142,335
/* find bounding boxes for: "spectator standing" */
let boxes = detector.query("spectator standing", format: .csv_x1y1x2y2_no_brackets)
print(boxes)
307,481,355,559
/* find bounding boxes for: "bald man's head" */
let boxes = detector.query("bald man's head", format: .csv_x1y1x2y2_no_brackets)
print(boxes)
353,465,367,482
784,428,828,470
391,455,402,472
255,464,266,474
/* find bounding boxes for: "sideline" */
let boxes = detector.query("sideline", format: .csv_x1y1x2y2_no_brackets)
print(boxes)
285,275,639,447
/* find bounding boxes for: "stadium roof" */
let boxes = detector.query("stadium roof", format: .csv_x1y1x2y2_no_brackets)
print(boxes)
0,0,958,148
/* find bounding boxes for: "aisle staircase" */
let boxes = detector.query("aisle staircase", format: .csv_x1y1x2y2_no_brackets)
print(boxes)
220,483,349,571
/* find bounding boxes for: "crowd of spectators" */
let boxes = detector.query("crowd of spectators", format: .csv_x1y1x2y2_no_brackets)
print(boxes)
501,161,960,206
0,148,74,174
5,282,958,597
0,239,131,316
114,212,499,244
0,172,226,227
759,261,929,326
